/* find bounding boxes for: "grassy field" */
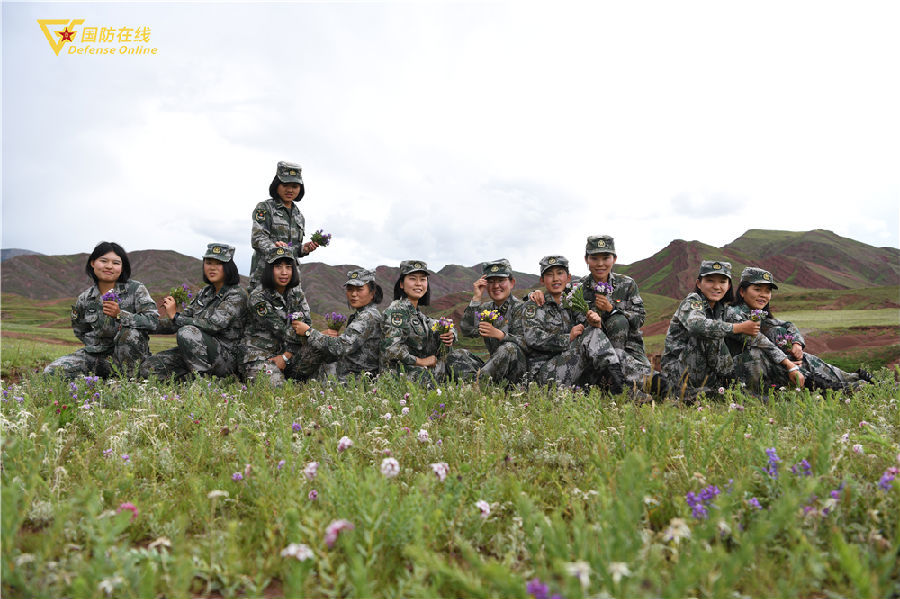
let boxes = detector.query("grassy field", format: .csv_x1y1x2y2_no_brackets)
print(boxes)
774,309,899,330
2,372,898,598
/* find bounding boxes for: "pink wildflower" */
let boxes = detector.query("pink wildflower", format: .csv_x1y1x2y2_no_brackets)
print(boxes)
304,461,319,480
476,499,491,518
324,519,354,548
337,436,353,452
430,462,449,482
381,457,400,478
117,502,139,521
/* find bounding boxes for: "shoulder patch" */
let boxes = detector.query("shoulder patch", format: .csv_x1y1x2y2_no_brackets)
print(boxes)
71,306,79,319
390,312,404,327
255,302,268,316
254,209,268,223
524,304,537,318
689,300,703,311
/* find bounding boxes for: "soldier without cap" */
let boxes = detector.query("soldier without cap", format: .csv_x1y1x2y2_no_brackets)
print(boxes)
507,255,625,392
460,259,527,384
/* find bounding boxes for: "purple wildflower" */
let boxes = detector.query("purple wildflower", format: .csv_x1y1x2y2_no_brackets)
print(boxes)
749,309,768,321
748,497,762,510
878,467,898,492
685,485,720,519
277,460,285,470
232,472,243,481
791,459,812,477
309,489,318,501
765,447,780,479
526,578,550,599
292,422,302,432
325,311,348,332
593,281,613,295
311,229,332,246
101,290,120,302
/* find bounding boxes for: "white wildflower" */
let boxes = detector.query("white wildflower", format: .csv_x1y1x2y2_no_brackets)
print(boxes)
337,436,353,452
663,517,691,544
564,561,591,590
281,543,314,561
852,444,864,455
98,576,124,596
401,407,409,416
304,461,319,480
430,462,449,482
417,429,429,443
382,412,392,420
608,561,631,583
476,499,490,518
381,457,400,478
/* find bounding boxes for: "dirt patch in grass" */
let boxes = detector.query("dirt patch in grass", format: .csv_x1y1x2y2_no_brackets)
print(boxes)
802,326,899,354
1,330,78,346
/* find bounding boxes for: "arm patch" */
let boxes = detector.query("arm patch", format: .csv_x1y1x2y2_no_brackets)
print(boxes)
254,209,268,223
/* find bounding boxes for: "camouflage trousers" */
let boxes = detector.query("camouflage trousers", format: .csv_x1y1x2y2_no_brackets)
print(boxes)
44,328,149,379
528,327,619,387
283,344,376,383
393,348,484,387
241,358,305,387
603,313,653,384
736,348,862,392
142,326,238,379
662,342,733,396
478,342,526,385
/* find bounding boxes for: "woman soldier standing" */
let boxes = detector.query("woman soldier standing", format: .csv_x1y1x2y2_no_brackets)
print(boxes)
249,161,320,289
45,241,158,378
661,260,759,397
727,267,869,391
381,260,483,385
239,247,311,386
289,268,384,381
142,243,248,380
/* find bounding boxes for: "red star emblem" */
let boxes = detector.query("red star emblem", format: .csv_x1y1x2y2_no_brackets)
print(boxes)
56,27,76,42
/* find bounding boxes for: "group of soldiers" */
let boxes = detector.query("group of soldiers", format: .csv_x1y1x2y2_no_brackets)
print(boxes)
43,161,870,396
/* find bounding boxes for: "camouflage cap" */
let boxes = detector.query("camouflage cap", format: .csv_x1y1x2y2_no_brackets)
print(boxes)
346,268,375,287
203,243,235,263
585,235,616,255
264,246,295,264
741,267,778,289
399,260,430,276
275,161,303,185
698,260,732,280
482,258,513,278
539,255,569,276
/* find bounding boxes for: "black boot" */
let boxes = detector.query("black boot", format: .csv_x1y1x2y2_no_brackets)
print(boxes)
605,363,625,396
856,368,873,383
807,371,844,392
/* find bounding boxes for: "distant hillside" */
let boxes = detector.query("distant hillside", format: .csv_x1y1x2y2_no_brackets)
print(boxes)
1,249,42,262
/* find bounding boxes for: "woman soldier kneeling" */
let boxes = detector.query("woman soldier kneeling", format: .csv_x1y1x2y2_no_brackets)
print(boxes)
381,260,483,385
45,241,158,379
289,268,384,381
239,248,311,386
142,243,248,380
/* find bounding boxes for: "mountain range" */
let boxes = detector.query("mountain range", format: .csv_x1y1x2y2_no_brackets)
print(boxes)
2,229,898,320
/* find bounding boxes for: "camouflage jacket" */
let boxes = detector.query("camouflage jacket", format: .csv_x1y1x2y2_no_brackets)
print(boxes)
661,292,734,378
71,280,158,354
574,272,646,351
250,198,309,280
460,295,522,355
157,284,248,348
507,295,575,365
723,304,790,364
381,298,455,368
307,303,383,375
241,286,311,363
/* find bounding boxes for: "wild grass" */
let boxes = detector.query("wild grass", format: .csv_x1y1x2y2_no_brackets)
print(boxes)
774,309,898,329
2,371,898,598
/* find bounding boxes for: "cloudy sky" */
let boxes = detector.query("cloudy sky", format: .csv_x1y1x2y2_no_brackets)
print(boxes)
3,1,899,277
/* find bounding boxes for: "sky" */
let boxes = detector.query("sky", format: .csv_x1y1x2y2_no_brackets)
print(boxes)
3,1,899,278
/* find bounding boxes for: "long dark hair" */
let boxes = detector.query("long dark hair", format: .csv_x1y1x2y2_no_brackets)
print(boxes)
268,177,306,203
694,277,734,304
261,257,300,291
731,281,774,316
203,259,241,286
393,275,430,306
85,241,131,284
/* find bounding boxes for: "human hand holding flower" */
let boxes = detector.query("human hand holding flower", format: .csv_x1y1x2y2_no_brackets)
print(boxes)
790,343,804,360
594,294,613,312
162,296,177,319
291,320,310,336
102,300,121,318
586,310,602,328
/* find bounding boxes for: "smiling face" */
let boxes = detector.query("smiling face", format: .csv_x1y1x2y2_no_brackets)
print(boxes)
697,274,731,305
277,182,301,204
91,251,123,284
585,253,616,282
272,259,293,292
540,266,571,298
486,276,514,303
740,283,773,310
346,283,375,309
401,272,428,301
204,258,225,286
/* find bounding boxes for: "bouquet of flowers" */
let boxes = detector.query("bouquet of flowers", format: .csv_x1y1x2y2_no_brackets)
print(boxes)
288,312,305,323
310,229,332,246
325,311,347,333
749,309,768,321
563,283,590,314
431,317,454,357
101,290,120,302
593,281,614,296
774,333,797,351
477,309,504,327
169,284,194,309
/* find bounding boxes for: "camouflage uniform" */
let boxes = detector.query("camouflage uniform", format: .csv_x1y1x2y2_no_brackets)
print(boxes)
577,235,652,384
661,261,735,394
459,259,526,384
44,280,158,379
726,268,864,391
143,244,248,380
381,260,483,385
249,161,310,287
292,269,384,381
507,256,621,388
239,261,311,386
